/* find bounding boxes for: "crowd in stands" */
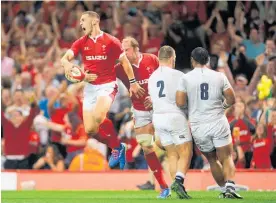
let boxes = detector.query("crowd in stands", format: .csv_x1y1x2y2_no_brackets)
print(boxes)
1,1,276,173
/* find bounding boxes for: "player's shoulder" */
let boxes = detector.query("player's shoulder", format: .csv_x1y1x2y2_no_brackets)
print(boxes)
142,53,158,60
208,69,225,79
78,35,89,42
104,32,120,43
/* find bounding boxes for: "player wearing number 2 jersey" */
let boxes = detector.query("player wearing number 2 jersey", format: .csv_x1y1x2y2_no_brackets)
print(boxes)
61,11,145,170
148,46,193,199
115,37,170,199
176,47,242,199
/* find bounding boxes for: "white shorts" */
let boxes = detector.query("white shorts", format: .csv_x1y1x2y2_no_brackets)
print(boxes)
132,108,153,128
190,116,232,153
152,113,192,146
83,81,118,111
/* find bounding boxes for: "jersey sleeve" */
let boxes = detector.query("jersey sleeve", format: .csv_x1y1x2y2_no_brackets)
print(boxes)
152,55,159,70
222,73,232,91
70,38,82,56
115,64,124,80
111,37,124,59
177,74,187,92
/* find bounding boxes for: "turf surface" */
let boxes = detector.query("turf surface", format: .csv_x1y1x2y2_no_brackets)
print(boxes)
2,191,276,203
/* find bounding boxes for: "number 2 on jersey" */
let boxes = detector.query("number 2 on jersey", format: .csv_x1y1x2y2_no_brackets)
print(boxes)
200,83,209,100
157,80,166,98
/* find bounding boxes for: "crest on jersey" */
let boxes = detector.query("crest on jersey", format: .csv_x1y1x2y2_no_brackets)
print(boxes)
84,47,90,50
102,45,106,54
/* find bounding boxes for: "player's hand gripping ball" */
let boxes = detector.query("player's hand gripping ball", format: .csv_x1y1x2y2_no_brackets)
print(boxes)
65,66,85,83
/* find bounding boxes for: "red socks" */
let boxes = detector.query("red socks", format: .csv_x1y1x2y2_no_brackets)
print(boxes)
145,152,168,189
92,118,121,149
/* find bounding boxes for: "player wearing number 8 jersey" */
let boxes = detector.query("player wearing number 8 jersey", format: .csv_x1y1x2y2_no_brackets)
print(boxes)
176,47,242,199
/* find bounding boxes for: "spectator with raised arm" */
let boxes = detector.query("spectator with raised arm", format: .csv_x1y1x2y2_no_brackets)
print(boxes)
230,101,256,168
229,25,265,59
2,98,40,169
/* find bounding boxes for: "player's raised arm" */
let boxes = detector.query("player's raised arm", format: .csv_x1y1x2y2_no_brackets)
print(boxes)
222,74,236,109
176,75,188,107
118,50,145,98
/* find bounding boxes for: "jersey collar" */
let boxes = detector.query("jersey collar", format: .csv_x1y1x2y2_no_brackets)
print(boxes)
132,53,143,68
89,31,104,43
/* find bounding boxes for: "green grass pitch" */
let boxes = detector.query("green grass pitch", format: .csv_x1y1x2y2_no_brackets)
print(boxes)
2,191,276,203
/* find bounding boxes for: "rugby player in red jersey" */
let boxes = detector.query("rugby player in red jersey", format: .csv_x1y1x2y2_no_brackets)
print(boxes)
115,37,170,198
61,11,145,169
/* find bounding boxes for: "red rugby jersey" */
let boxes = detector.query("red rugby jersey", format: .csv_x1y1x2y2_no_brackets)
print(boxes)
115,53,159,111
70,32,124,85
252,138,272,169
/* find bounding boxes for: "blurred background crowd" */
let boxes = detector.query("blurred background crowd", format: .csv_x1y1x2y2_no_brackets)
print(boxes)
1,0,276,183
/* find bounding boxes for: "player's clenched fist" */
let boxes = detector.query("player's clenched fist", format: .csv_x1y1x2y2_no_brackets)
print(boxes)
129,82,145,98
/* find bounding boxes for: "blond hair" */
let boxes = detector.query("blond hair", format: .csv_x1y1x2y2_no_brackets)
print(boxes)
158,46,175,62
82,11,100,19
123,36,140,49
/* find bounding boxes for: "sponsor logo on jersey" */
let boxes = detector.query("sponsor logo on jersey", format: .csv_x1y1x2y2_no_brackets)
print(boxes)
138,79,148,85
86,55,107,60
253,141,266,148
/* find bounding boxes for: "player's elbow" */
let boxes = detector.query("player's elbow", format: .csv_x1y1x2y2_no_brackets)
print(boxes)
176,101,184,107
176,91,186,107
226,94,236,106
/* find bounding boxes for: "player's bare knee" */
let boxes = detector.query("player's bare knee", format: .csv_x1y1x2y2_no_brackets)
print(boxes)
136,134,154,154
142,146,154,155
203,150,217,163
94,113,106,125
85,125,99,137
155,138,165,151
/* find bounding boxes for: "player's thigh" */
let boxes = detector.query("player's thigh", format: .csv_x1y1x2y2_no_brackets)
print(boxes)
93,81,118,123
212,117,232,150
133,110,155,152
83,83,98,132
164,144,178,159
170,114,192,146
83,97,112,132
82,82,116,131
133,109,153,130
190,123,215,153
152,114,174,147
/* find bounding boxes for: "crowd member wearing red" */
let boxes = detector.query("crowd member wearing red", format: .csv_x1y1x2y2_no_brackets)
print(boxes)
267,110,276,168
47,80,78,158
1,101,39,169
230,101,256,168
251,123,272,169
42,112,88,167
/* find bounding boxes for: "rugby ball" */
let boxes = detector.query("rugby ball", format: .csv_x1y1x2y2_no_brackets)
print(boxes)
66,66,85,83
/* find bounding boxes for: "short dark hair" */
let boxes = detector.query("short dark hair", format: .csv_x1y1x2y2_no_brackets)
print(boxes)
82,11,100,20
158,46,175,61
191,47,209,65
